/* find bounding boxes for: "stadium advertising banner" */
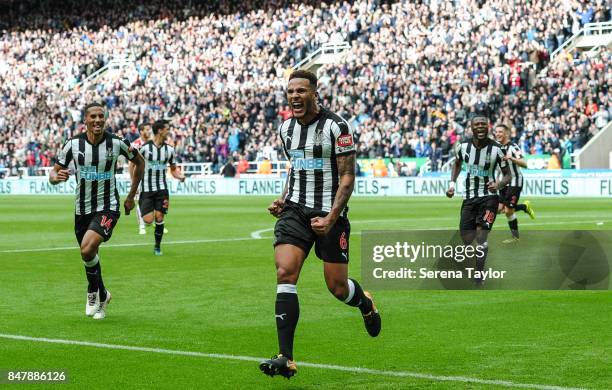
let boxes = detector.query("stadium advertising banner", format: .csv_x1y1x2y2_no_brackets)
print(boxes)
1,171,611,197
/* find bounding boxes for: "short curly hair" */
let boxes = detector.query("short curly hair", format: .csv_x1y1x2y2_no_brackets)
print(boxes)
288,69,317,89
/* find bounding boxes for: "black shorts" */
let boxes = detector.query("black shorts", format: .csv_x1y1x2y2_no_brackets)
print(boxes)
139,190,170,215
499,186,522,208
75,211,120,246
273,201,350,263
460,195,499,232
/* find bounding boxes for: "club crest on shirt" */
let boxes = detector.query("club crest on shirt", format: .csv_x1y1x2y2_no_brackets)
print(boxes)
106,148,114,160
313,130,323,146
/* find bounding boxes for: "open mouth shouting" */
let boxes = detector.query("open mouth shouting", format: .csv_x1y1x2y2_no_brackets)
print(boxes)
291,101,305,116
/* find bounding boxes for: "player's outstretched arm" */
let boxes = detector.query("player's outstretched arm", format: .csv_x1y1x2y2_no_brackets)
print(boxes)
505,145,528,168
510,157,528,168
128,160,136,180
311,153,355,235
49,163,70,185
446,158,462,198
125,152,145,215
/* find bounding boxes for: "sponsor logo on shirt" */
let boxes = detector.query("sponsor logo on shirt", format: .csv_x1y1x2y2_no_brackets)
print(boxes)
81,166,113,181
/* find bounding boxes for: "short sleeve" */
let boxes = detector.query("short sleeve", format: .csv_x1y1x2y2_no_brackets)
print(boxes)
512,144,523,159
119,138,137,161
453,142,462,160
57,140,73,168
332,120,356,156
168,147,175,166
497,147,508,169
278,122,290,160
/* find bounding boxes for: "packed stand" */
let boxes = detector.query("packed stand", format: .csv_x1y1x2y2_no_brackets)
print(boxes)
0,0,610,177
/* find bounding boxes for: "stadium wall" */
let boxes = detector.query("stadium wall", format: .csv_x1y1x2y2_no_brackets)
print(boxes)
1,171,611,197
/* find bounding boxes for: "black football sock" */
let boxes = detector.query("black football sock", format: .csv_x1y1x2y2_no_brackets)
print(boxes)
84,254,100,294
94,258,107,301
475,241,489,274
154,222,164,249
515,204,527,212
275,284,299,360
344,278,373,315
507,214,519,238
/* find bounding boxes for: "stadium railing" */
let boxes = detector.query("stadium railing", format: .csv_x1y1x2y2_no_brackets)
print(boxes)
74,51,137,90
574,121,612,169
292,41,351,76
550,21,612,61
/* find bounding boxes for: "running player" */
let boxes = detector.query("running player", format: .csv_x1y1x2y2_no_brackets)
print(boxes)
138,119,185,255
131,123,152,235
446,112,511,286
49,102,145,319
494,123,536,243
259,70,381,379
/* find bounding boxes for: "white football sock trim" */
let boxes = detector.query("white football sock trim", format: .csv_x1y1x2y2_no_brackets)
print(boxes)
344,279,356,303
84,254,99,267
276,284,297,294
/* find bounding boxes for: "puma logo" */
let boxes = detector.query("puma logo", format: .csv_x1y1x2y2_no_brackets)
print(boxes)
275,313,287,320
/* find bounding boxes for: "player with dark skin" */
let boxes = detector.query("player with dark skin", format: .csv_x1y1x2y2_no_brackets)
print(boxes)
267,76,356,303
446,117,512,244
50,106,145,267
261,71,378,378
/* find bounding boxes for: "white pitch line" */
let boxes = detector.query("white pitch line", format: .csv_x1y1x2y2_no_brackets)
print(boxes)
249,219,611,238
250,228,273,239
0,237,253,254
0,333,585,390
1,219,609,254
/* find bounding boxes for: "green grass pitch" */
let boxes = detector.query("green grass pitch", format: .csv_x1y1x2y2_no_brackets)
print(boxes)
0,196,611,389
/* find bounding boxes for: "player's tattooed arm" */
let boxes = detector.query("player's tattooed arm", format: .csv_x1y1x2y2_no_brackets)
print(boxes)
49,163,70,184
329,153,356,221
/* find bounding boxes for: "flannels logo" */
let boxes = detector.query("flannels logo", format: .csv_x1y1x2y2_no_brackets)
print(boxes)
81,166,113,181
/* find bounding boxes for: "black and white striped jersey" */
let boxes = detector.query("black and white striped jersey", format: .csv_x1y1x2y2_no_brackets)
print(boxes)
279,107,356,213
454,137,507,200
499,142,524,187
139,141,176,193
57,132,138,215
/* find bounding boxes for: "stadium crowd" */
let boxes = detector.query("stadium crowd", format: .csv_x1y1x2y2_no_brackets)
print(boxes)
0,0,610,177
